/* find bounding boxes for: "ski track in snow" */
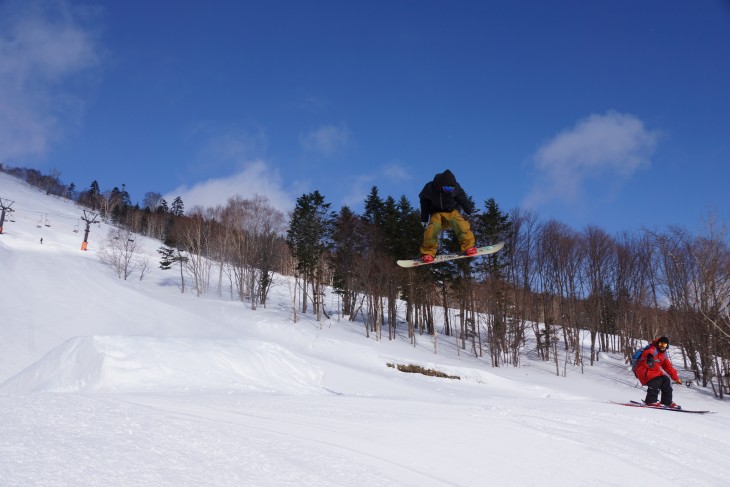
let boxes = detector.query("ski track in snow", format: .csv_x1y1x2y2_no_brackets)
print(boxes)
4,392,729,486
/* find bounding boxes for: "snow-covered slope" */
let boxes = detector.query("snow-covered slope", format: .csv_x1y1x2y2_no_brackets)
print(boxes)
0,336,324,394
1,172,729,486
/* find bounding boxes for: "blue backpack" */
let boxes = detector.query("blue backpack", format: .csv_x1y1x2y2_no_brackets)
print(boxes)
631,344,657,376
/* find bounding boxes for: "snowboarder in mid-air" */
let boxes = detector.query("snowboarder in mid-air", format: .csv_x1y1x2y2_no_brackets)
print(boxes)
418,169,476,263
634,336,682,409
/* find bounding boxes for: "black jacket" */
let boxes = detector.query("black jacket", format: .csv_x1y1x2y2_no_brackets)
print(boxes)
419,169,474,223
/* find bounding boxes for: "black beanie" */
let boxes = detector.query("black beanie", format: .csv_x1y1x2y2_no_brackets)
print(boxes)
657,336,669,346
434,169,457,188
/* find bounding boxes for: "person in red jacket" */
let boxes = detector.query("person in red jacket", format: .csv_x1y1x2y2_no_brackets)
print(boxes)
635,336,683,409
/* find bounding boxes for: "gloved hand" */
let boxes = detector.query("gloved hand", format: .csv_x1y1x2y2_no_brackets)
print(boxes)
646,355,655,367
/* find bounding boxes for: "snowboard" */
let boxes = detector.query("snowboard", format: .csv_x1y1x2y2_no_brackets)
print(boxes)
397,242,505,268
611,400,716,414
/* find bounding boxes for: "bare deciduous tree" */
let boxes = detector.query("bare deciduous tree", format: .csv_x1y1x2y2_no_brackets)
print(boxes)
176,207,213,297
98,227,149,280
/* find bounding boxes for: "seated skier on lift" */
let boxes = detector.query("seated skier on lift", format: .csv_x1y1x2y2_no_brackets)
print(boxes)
418,169,477,263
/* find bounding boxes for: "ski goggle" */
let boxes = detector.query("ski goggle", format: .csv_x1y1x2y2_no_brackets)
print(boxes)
658,342,668,351
442,185,455,192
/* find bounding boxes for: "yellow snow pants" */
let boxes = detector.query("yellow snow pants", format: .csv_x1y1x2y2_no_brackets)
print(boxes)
419,210,476,257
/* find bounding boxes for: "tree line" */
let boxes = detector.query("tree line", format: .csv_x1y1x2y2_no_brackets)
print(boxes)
286,188,729,398
2,164,728,397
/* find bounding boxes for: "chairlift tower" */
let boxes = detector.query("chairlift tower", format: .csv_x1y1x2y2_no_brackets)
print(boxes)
0,197,14,234
80,210,100,250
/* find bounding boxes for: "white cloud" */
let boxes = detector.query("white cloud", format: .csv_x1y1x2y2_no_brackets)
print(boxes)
341,173,377,208
382,162,410,182
186,124,268,175
341,162,413,208
299,124,352,158
165,160,294,216
0,0,101,161
169,126,294,215
523,111,659,208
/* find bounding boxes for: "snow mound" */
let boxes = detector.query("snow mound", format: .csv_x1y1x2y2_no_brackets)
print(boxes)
0,336,324,394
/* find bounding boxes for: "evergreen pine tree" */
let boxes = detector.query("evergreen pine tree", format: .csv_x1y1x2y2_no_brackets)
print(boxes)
171,196,185,217
286,191,331,315
362,186,384,227
396,195,423,258
157,199,169,214
158,245,176,270
89,180,100,198
88,180,101,210
473,198,512,279
329,205,363,315
380,196,401,258
157,236,187,292
287,191,331,275
110,187,124,223
120,184,132,207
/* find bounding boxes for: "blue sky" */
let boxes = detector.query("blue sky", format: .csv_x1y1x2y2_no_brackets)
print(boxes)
1,0,728,235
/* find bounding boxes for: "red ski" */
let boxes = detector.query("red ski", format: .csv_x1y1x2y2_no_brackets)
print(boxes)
611,400,716,414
